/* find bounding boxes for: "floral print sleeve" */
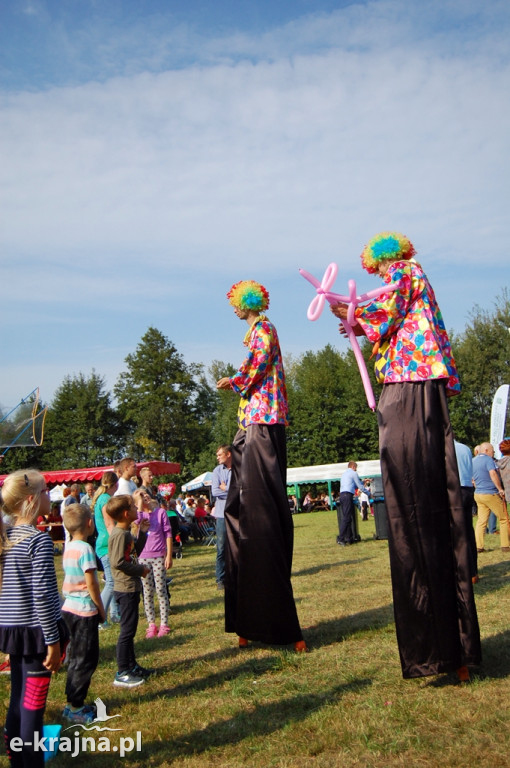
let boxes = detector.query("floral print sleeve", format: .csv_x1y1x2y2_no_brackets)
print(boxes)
230,319,288,428
355,264,412,343
355,260,460,395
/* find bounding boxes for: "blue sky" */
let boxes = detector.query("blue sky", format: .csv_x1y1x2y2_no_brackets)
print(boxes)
1,0,509,410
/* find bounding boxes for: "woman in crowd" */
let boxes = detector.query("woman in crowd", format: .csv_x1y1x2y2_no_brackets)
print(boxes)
93,471,120,626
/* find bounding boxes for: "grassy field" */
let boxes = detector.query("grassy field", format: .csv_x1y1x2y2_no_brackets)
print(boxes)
1,510,510,768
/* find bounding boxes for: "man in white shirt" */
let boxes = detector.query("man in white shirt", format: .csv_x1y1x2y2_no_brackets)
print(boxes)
114,457,138,496
80,482,96,509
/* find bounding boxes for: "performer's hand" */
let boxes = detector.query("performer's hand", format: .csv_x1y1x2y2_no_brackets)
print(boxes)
339,322,365,337
217,377,231,390
330,302,349,319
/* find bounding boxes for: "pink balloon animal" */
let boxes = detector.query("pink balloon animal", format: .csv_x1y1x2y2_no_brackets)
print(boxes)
299,263,400,410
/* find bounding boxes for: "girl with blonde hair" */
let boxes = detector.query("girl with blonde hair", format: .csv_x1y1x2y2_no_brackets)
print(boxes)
0,469,67,768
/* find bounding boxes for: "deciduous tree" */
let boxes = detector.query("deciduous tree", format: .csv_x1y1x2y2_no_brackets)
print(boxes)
449,290,510,447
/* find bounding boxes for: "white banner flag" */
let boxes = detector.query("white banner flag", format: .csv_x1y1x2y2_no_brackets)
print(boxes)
491,384,510,459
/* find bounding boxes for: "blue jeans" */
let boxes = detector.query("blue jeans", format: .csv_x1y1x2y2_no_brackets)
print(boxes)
215,517,226,585
488,510,498,534
100,554,120,622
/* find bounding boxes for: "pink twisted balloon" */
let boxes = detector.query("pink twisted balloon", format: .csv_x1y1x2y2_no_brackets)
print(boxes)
299,264,400,411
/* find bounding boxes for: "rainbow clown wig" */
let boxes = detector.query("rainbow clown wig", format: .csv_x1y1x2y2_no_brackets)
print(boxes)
227,280,270,311
360,232,416,274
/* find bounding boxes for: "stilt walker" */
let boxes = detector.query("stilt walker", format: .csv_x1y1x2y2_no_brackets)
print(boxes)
331,233,481,680
217,280,306,651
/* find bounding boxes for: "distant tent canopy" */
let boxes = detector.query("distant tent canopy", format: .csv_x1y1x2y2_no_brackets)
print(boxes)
286,460,382,504
180,461,383,500
286,460,381,486
181,471,213,493
0,460,180,487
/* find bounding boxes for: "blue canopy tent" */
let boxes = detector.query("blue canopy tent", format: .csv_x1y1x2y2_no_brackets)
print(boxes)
181,471,213,494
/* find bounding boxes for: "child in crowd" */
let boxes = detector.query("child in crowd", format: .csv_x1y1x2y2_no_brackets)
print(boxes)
106,494,151,687
61,504,106,724
0,469,67,768
134,489,172,638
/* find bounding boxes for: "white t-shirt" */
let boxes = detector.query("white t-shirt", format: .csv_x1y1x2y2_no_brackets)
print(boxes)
114,477,137,496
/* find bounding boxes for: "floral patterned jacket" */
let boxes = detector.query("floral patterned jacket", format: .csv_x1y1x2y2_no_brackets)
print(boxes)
230,317,288,428
355,260,460,395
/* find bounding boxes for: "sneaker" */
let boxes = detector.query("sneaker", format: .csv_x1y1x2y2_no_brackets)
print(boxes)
0,660,10,675
62,705,96,724
113,671,145,688
99,621,110,630
158,624,171,637
146,623,158,639
131,663,155,679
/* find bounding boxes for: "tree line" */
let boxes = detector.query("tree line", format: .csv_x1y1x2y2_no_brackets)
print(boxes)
1,292,508,482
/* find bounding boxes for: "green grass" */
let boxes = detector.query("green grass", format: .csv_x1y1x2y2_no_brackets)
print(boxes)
2,511,510,767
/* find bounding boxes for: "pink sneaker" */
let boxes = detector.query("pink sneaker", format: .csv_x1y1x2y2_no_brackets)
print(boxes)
146,623,158,639
158,624,171,637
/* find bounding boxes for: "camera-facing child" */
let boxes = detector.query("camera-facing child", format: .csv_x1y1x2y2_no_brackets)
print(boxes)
133,489,172,638
61,503,106,725
105,494,151,688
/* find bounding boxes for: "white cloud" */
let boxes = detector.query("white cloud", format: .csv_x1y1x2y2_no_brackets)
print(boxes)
0,0,508,406
2,42,508,275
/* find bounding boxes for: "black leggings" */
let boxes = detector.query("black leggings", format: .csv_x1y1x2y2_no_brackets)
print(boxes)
4,653,52,768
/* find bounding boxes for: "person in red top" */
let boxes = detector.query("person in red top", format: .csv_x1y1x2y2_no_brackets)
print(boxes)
193,497,208,519
36,514,48,532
